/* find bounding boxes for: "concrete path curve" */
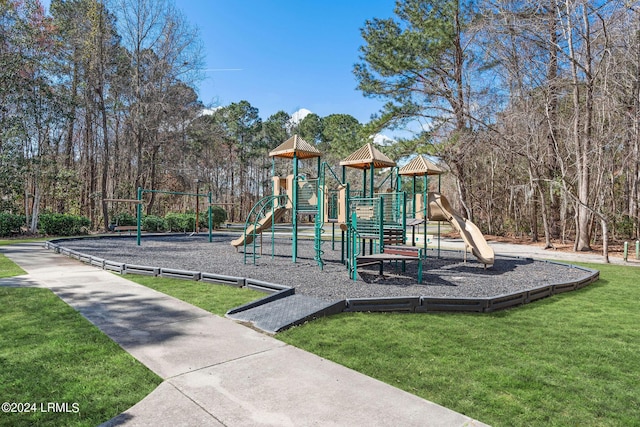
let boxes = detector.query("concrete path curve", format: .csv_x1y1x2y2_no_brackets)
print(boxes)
1,243,487,427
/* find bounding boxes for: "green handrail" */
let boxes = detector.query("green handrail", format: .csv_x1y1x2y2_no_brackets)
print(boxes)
314,166,326,270
350,210,359,281
241,194,288,265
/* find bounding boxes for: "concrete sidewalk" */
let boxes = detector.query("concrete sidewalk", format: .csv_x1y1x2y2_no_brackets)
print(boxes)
442,237,631,265
1,243,487,427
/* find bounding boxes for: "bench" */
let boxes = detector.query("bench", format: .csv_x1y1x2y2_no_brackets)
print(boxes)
383,245,422,257
357,245,425,283
113,225,137,235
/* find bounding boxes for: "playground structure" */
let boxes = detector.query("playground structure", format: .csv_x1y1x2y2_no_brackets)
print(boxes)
55,138,594,334
230,135,495,281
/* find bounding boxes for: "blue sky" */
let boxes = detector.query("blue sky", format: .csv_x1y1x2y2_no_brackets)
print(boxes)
39,0,398,124
177,1,397,123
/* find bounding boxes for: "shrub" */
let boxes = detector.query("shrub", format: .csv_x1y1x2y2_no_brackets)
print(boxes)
164,213,195,232
615,215,636,240
162,209,227,232
111,212,137,227
210,206,227,229
38,213,91,236
142,215,167,232
0,213,25,237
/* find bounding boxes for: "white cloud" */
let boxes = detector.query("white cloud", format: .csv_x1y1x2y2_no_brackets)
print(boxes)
372,133,396,146
199,106,222,116
289,108,312,126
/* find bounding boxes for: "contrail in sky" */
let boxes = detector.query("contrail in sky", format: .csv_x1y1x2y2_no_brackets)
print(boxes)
203,68,243,72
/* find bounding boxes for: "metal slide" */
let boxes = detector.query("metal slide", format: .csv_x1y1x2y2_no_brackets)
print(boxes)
428,192,495,266
230,206,288,248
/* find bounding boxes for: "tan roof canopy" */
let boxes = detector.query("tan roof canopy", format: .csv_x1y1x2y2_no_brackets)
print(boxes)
269,134,322,159
398,155,444,176
339,143,396,169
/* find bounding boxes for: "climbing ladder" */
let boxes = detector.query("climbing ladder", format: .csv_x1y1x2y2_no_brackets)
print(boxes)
233,194,288,265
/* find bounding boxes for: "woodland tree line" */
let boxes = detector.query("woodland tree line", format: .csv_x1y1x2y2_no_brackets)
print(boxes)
2,0,640,259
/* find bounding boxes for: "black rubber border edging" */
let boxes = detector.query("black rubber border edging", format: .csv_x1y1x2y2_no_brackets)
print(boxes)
44,237,601,328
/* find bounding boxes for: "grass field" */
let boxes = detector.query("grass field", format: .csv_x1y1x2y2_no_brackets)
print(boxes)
278,262,640,426
0,238,48,246
0,254,26,278
123,275,265,316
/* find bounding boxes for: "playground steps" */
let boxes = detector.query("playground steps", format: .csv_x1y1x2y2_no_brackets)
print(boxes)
226,294,344,334
355,220,404,245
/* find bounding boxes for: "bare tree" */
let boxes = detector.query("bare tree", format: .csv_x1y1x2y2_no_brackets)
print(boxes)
111,0,203,193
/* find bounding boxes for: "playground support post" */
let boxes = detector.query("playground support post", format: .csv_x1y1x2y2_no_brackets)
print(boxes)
402,191,407,244
292,152,298,263
369,165,375,198
437,174,442,258
342,182,350,265
412,176,416,218
351,210,358,281
271,157,276,258
363,168,366,198
195,179,200,235
315,162,325,270
378,197,384,253
208,192,213,243
423,174,428,250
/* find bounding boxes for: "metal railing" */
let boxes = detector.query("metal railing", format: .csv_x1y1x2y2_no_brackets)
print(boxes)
241,194,288,265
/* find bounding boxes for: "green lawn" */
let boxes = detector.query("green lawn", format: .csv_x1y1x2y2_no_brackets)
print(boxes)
0,286,162,427
0,254,26,278
278,262,640,426
0,238,49,246
123,275,264,316
123,262,640,426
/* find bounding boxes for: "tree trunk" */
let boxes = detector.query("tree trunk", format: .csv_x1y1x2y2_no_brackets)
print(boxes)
564,0,591,251
537,183,553,249
601,217,609,263
29,186,41,234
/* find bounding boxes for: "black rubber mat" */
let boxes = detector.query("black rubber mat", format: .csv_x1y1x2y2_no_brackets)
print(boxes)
227,294,342,334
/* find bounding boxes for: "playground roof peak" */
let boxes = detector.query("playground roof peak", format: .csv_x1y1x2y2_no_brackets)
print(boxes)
269,134,322,159
339,142,396,169
398,154,445,176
